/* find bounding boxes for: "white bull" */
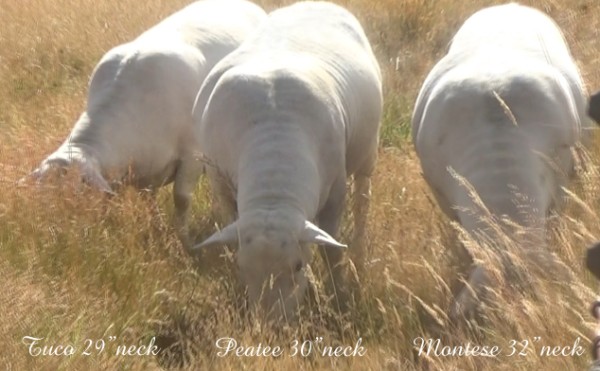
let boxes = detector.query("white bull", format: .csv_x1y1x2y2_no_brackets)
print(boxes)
176,1,382,322
24,0,266,193
411,4,592,320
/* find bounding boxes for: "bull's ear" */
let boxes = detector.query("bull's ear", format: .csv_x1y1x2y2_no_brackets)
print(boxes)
192,222,239,251
300,220,347,249
588,91,600,124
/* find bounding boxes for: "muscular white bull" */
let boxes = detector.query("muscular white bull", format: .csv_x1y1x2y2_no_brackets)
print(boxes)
23,0,266,193
177,1,382,322
412,4,592,320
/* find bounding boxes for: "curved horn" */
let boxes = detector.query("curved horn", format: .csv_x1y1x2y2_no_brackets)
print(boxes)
300,220,347,249
191,221,239,252
81,162,115,196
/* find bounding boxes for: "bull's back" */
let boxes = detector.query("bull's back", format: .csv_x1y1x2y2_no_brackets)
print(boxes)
415,55,580,231
448,3,586,123
415,4,587,147
451,4,568,56
137,0,266,67
264,2,382,173
198,58,345,166
195,1,381,176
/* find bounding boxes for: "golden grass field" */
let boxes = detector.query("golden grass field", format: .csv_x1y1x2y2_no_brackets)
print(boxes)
2,0,600,370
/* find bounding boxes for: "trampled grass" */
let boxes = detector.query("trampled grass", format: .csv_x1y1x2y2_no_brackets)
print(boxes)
2,0,600,370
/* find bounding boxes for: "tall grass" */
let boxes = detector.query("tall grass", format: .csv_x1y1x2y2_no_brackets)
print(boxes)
2,0,600,370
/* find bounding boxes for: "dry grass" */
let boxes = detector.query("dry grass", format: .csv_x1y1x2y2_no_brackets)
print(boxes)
2,0,600,370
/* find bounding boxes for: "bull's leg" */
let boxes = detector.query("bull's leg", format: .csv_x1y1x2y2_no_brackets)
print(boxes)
449,265,490,322
351,148,377,278
317,177,348,308
140,187,168,231
450,246,572,323
352,174,371,277
208,170,237,226
173,156,204,252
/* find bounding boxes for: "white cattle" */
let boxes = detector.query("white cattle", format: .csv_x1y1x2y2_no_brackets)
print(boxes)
178,1,382,322
24,0,266,193
412,4,592,320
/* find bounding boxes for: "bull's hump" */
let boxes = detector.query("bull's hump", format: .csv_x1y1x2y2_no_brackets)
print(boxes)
213,61,326,117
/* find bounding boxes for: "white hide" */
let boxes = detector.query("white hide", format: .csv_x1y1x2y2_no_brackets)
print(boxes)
182,1,382,322
412,4,592,319
26,0,266,192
